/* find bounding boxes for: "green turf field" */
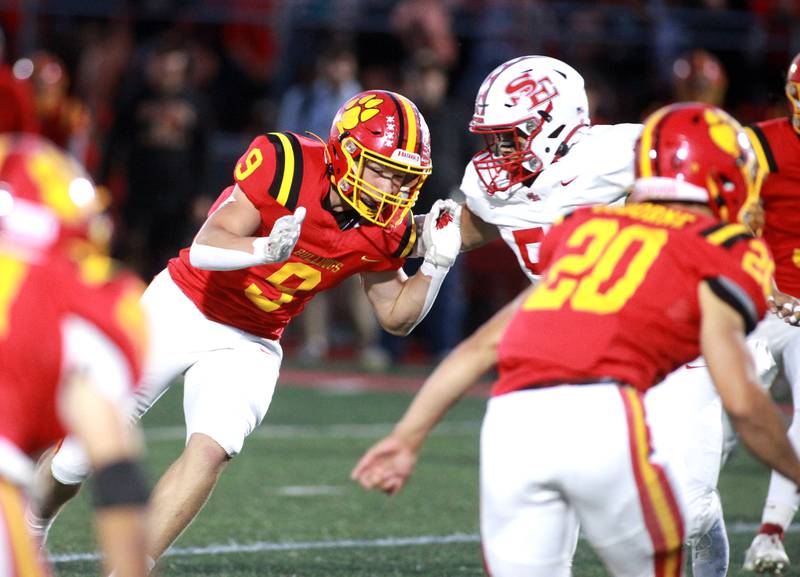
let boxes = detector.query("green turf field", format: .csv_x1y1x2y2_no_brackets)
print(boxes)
47,376,798,577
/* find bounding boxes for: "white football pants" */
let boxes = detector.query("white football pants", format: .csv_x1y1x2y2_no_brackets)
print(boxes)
481,385,685,577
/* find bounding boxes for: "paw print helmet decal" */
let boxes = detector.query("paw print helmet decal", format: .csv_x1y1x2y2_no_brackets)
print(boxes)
328,90,432,227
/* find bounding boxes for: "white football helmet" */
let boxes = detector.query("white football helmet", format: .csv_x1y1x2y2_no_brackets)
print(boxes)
469,55,590,195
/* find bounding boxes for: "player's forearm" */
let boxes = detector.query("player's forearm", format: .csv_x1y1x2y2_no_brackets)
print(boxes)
189,239,265,271
190,207,306,271
375,269,441,336
95,508,149,577
459,204,499,250
195,223,260,252
89,455,150,577
729,390,800,485
393,293,522,448
394,332,498,449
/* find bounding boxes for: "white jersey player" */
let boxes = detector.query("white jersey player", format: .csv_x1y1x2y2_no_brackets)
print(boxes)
460,123,641,281
451,56,641,275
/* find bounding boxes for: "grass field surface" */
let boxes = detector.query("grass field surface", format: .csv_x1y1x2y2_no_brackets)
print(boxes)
46,371,798,576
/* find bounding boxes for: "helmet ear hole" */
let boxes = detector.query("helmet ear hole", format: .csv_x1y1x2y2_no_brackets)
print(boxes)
720,175,735,193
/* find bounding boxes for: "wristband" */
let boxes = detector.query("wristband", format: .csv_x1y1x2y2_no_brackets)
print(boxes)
91,459,150,509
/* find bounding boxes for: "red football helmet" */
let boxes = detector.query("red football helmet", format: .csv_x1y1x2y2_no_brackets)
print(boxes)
786,52,800,135
631,102,758,222
469,55,590,197
328,90,432,227
0,134,109,253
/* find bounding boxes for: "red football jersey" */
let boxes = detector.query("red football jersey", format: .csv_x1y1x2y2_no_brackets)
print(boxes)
0,251,146,456
494,203,772,396
747,118,800,296
168,132,417,339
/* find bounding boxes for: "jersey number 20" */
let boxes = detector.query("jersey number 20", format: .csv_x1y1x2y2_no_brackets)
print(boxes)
524,218,668,314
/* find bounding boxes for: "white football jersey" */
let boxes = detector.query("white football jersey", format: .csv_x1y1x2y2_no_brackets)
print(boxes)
462,123,642,282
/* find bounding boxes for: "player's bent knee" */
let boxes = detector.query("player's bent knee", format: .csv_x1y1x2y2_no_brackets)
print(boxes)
185,433,233,467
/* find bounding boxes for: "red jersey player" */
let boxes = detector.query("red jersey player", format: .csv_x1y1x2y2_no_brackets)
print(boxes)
0,135,149,577
741,52,800,574
353,103,800,577
33,89,463,573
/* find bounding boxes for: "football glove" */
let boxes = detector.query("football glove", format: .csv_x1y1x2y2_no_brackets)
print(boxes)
421,199,462,271
253,206,306,264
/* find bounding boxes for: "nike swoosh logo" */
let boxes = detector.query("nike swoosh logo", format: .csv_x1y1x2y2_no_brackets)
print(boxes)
361,256,381,263
685,364,706,370
561,177,577,186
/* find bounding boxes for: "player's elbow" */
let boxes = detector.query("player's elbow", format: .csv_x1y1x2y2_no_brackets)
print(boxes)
380,318,414,337
720,381,763,422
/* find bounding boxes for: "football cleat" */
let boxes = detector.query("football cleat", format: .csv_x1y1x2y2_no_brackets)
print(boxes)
743,533,790,574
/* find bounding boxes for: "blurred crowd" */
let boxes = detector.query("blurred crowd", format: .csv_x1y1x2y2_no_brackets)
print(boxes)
1,0,797,367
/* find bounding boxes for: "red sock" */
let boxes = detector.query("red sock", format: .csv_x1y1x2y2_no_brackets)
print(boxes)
759,523,785,540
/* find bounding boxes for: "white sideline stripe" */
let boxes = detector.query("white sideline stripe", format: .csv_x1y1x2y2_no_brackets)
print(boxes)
49,523,799,564
49,533,480,563
143,421,480,441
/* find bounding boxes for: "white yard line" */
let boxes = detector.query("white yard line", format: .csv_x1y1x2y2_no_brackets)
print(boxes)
49,523,799,564
143,421,481,441
49,533,480,563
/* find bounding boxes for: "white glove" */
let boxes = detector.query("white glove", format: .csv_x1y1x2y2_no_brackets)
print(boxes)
421,199,462,271
253,206,306,264
778,300,800,326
